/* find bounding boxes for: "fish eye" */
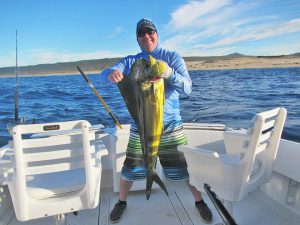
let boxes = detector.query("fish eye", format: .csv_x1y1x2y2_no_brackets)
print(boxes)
145,62,151,70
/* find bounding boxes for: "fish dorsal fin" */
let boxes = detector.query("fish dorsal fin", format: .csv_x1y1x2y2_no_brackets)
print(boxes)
149,55,156,66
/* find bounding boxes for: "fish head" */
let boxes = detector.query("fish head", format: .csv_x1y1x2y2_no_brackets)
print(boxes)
130,58,153,82
130,55,165,83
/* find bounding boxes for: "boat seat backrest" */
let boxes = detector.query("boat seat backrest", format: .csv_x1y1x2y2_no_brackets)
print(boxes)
12,121,94,179
17,133,94,176
241,108,287,183
7,120,103,221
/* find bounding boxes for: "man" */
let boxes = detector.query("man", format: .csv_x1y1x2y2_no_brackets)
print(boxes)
101,18,212,224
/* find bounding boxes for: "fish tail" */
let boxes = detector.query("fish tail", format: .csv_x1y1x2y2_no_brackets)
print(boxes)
146,172,169,200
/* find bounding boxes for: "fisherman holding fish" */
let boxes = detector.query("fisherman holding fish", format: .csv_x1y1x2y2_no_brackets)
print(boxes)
101,18,212,224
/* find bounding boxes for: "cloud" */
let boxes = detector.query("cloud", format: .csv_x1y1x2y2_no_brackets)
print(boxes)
169,0,231,30
0,53,15,68
161,0,300,56
106,26,126,39
203,18,300,49
0,49,125,67
162,0,254,50
181,46,236,57
251,39,300,56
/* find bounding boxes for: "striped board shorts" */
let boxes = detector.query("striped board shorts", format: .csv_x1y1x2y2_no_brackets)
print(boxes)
121,120,189,181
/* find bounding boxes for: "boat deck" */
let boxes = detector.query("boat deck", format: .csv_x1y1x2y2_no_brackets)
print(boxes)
3,170,300,225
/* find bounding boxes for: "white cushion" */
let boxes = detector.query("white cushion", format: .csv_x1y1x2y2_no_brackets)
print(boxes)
26,168,85,199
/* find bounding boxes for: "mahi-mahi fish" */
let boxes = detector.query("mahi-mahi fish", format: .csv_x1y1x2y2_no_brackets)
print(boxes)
117,55,168,199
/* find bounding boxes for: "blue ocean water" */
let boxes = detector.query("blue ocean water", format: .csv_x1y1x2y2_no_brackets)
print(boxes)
0,67,299,147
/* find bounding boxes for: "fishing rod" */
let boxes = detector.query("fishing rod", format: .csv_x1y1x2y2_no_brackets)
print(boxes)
77,66,123,129
14,30,19,125
204,183,238,225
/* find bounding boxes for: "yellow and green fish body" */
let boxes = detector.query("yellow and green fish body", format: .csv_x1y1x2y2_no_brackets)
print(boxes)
117,56,168,199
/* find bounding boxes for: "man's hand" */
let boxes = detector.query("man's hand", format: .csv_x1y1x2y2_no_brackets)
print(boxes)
108,70,124,83
149,55,172,79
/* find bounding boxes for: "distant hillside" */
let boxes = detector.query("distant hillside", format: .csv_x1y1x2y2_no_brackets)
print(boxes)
0,52,299,76
292,52,300,57
1,56,221,76
225,52,245,57
0,58,122,76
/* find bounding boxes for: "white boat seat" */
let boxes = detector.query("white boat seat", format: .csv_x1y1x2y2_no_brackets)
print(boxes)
26,168,85,199
3,120,106,221
179,107,287,207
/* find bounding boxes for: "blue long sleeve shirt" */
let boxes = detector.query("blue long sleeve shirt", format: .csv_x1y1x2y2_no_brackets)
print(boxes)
100,45,192,123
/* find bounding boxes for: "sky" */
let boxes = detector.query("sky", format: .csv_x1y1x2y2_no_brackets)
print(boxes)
1,0,300,68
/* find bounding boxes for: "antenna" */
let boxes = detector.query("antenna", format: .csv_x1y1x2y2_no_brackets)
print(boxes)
14,30,19,124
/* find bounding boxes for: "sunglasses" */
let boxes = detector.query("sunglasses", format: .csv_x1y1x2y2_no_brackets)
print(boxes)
137,29,156,38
